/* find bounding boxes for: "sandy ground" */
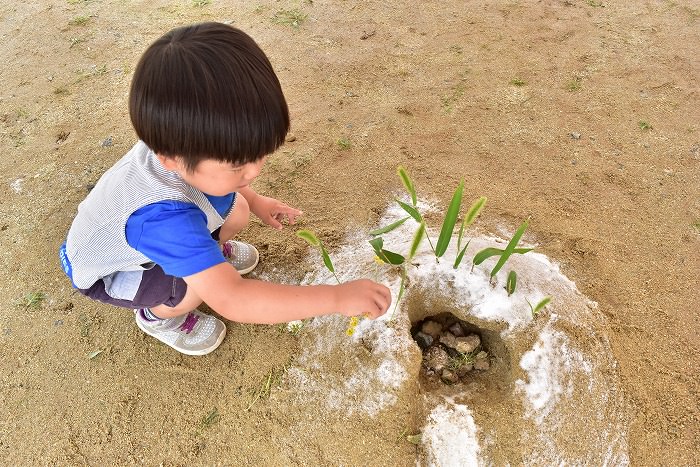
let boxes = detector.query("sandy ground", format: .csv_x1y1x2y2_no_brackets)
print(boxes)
1,0,698,465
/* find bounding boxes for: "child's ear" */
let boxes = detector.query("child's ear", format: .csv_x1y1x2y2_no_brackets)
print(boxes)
156,153,181,171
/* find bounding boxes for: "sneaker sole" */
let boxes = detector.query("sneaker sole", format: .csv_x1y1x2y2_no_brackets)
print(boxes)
135,317,226,356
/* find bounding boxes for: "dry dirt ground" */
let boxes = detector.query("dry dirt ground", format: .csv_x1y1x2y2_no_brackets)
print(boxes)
1,0,698,465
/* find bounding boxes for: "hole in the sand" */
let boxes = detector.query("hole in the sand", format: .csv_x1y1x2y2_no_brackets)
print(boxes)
411,313,495,386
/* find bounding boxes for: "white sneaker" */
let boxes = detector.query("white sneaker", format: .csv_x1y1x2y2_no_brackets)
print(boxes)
134,309,226,356
222,240,259,275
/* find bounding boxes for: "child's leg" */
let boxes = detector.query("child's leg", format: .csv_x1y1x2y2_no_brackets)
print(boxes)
150,285,203,319
218,193,250,243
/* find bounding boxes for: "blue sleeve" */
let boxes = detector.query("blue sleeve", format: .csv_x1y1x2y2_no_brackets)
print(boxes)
125,201,226,278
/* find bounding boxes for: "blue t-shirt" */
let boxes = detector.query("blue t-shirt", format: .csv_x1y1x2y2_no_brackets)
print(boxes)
123,193,235,278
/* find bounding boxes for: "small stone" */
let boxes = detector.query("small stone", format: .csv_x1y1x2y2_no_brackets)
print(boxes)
448,322,465,337
441,369,459,384
424,346,450,372
456,363,474,377
569,132,581,140
439,332,458,350
285,134,297,142
455,334,481,354
414,331,433,349
474,359,490,371
421,320,442,338
101,136,113,147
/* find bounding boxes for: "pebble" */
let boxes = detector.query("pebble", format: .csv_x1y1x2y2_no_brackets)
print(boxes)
414,331,433,349
569,132,581,140
421,320,442,338
101,136,113,147
439,331,457,349
455,334,481,354
441,369,459,384
285,134,296,142
424,346,449,372
448,322,465,337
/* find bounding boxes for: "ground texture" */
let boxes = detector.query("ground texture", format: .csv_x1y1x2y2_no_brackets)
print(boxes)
1,0,698,465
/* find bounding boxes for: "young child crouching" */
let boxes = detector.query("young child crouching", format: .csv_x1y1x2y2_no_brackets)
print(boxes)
60,22,390,355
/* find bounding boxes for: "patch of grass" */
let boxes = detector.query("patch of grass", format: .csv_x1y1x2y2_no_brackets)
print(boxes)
69,36,87,48
336,137,352,150
510,77,526,86
273,9,307,28
396,427,422,445
246,363,291,411
691,220,700,233
587,0,603,6
449,44,463,55
15,291,46,310
447,349,481,371
192,0,211,7
53,86,70,95
440,83,466,113
69,15,90,26
638,120,653,131
200,408,220,428
566,77,582,92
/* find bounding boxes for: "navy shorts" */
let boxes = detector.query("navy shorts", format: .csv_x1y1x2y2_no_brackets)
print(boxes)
77,264,188,309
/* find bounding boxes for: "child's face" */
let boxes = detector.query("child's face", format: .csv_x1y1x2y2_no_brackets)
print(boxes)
159,155,266,196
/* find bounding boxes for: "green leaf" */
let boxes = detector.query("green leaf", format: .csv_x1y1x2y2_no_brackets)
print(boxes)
320,245,335,273
369,237,390,263
465,196,487,226
296,229,320,247
397,166,417,206
408,222,426,259
472,247,532,266
382,249,405,265
369,216,410,236
435,180,464,257
529,296,552,317
506,270,517,296
453,239,471,269
490,220,529,277
396,199,423,223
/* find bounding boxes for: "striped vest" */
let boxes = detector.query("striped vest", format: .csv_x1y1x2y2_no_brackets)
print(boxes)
66,141,224,288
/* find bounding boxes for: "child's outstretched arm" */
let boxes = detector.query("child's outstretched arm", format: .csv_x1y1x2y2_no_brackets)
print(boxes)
184,263,391,324
239,186,302,230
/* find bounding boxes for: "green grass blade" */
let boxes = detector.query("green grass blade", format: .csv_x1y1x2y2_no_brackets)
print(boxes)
506,270,517,296
465,196,487,227
490,220,529,277
296,229,320,247
369,237,390,263
473,247,532,266
435,180,464,257
530,296,551,317
472,247,504,265
390,266,407,320
453,239,471,269
320,245,335,273
397,166,417,206
369,216,410,236
396,199,423,223
382,249,405,265
408,222,426,259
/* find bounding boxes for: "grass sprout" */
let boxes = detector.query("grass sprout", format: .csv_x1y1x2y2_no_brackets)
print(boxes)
273,9,307,28
16,291,46,310
510,78,526,86
447,349,481,371
528,296,552,318
201,407,220,427
638,120,653,130
336,137,352,150
506,270,517,296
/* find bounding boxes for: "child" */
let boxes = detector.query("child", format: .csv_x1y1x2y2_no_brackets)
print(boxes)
59,22,391,356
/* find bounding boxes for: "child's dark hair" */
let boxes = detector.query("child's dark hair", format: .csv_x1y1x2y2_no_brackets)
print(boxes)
129,22,289,171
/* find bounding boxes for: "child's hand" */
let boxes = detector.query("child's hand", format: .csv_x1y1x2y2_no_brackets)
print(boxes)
251,195,303,230
335,279,391,319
